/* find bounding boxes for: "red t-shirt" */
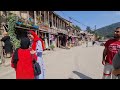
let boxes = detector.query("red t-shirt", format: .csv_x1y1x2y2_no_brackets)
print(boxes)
105,39,120,64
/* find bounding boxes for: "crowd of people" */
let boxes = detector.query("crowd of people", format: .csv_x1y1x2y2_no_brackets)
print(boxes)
1,30,45,79
2,27,120,79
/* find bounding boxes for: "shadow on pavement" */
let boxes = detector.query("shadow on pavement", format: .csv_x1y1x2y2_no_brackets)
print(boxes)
72,71,92,79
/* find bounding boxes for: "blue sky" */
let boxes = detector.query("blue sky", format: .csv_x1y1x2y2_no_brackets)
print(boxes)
55,11,120,30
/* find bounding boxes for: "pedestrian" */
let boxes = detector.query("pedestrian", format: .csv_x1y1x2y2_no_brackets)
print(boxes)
27,30,45,79
92,41,95,46
112,49,120,79
85,37,88,47
102,27,120,79
11,37,37,79
1,32,13,58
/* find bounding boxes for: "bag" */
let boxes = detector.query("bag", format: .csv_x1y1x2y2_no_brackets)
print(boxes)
33,60,41,76
32,55,41,76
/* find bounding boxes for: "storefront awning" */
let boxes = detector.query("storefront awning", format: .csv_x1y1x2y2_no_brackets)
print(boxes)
15,26,37,31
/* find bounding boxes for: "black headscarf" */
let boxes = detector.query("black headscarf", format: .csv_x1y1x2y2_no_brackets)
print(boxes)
20,37,30,49
12,37,30,68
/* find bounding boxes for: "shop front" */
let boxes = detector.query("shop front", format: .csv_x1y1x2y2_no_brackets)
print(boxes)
39,24,50,49
58,32,67,48
49,28,58,48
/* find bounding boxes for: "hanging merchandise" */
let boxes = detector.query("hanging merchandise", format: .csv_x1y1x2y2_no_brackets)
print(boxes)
43,40,46,50
55,37,57,48
45,37,49,49
42,33,44,39
50,34,54,46
53,35,56,48
52,35,56,48
50,34,52,41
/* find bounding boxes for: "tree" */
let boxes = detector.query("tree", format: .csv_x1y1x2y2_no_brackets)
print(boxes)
86,26,92,33
7,13,20,50
73,25,81,31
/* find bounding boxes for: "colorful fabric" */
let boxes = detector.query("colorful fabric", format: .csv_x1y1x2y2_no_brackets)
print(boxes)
29,30,45,51
35,41,45,79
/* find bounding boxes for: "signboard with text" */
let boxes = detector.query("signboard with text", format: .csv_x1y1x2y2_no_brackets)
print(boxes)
39,24,49,31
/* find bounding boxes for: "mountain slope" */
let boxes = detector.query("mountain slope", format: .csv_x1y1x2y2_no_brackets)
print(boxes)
95,22,120,38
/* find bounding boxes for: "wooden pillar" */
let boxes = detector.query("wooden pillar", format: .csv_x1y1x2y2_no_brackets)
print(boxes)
34,11,37,25
48,33,50,46
27,11,29,20
58,19,59,29
58,19,60,29
57,17,58,29
63,22,64,30
48,11,50,47
46,11,48,23
57,36,59,47
59,20,60,29
61,20,62,29
18,11,20,17
39,11,41,22
48,11,49,26
60,20,61,29
6,11,9,17
44,11,46,22
34,11,37,34
52,13,53,27
55,16,56,28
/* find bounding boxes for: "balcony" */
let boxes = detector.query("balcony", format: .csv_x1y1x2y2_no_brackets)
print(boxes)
15,15,39,31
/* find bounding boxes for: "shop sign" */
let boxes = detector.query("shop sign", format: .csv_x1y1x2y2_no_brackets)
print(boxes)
39,24,49,31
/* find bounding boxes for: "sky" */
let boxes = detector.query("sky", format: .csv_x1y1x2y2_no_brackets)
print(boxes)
55,11,120,31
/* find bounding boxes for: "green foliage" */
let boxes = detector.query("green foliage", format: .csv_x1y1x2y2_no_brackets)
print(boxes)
86,26,93,33
50,44,55,50
73,25,81,31
7,14,20,49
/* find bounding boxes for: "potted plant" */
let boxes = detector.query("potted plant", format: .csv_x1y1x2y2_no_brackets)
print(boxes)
50,44,55,51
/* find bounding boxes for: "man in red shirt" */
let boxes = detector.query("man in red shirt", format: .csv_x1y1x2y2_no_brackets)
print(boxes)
102,27,120,79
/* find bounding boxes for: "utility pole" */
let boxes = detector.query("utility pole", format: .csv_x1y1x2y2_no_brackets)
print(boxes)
94,25,96,31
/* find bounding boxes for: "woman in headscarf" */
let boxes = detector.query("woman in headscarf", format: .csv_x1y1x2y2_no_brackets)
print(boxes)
27,30,45,79
11,37,37,79
1,32,13,58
